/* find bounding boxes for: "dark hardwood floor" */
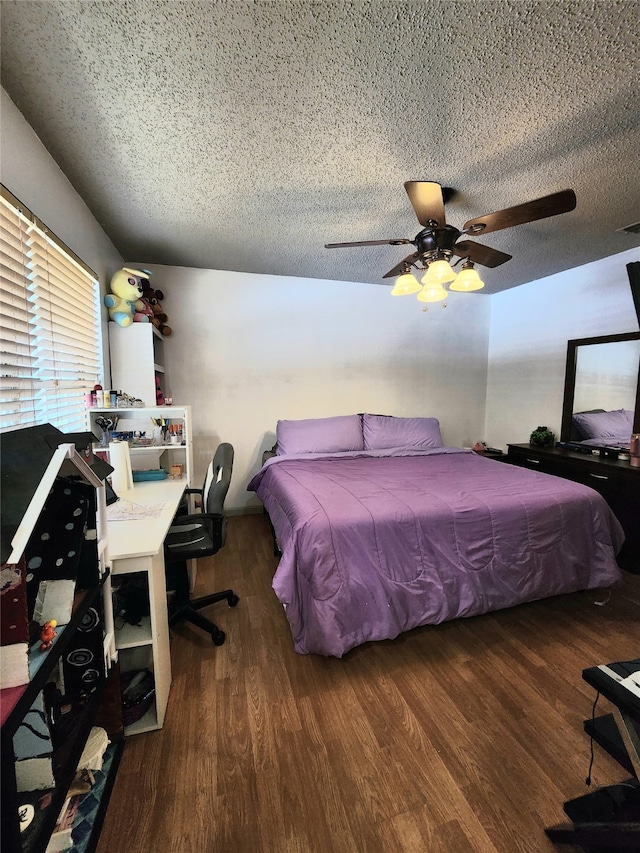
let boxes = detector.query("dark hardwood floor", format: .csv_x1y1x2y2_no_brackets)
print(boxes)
97,514,640,853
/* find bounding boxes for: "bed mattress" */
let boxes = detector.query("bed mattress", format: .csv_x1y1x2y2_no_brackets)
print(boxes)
248,448,624,657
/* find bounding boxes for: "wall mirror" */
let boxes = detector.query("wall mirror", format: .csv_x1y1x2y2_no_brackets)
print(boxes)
560,331,640,444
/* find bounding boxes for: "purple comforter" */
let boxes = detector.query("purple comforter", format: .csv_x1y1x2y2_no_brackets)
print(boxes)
247,448,624,657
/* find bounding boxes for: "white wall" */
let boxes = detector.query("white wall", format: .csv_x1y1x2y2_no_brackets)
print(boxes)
1,88,124,379
135,265,491,511
5,85,637,514
1,89,123,293
1,87,490,513
485,247,640,451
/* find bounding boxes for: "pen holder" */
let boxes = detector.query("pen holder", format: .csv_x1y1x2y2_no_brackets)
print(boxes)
152,427,163,445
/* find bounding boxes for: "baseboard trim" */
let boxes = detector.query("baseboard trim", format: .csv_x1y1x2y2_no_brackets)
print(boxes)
226,505,263,517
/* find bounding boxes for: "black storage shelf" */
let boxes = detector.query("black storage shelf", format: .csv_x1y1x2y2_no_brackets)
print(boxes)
2,583,103,739
1,577,116,853
1,432,121,853
17,681,108,853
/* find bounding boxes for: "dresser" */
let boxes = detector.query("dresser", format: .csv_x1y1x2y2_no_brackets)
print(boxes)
506,444,640,573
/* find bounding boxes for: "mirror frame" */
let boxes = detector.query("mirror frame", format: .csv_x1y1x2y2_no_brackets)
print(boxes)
560,330,640,442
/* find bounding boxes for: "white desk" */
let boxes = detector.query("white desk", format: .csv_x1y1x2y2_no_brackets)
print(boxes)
107,478,186,735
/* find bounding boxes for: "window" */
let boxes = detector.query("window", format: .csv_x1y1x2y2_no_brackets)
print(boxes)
0,186,103,433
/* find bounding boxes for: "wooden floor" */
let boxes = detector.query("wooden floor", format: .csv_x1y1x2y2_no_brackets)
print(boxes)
97,514,640,853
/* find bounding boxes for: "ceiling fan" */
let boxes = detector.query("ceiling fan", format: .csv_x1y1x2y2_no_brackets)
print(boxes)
325,182,577,299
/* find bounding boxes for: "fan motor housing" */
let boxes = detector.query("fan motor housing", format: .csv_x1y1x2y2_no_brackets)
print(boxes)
416,225,460,262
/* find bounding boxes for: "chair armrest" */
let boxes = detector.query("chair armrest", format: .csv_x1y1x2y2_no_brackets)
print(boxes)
174,486,204,517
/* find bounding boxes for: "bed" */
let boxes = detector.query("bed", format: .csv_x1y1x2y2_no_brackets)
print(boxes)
248,414,625,657
571,407,635,449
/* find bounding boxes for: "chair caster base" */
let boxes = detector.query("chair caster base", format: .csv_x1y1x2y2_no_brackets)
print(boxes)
212,630,225,646
228,594,239,607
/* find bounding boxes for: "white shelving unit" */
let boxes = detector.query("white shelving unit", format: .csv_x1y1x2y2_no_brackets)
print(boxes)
115,617,152,650
106,478,187,736
87,405,193,488
108,322,167,407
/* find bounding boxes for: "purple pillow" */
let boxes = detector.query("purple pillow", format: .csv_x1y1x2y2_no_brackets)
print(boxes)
362,414,443,450
275,415,364,455
572,408,633,440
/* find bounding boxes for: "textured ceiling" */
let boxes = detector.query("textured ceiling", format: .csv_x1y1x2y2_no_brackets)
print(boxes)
1,0,639,294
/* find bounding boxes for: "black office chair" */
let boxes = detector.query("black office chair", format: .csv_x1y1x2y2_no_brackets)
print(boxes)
164,442,239,645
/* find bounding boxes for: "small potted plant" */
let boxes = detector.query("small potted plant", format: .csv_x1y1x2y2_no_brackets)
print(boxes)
529,425,555,447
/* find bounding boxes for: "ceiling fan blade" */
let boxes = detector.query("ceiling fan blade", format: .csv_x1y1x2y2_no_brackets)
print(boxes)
404,181,446,228
452,241,512,268
324,238,412,249
462,189,576,236
382,253,420,279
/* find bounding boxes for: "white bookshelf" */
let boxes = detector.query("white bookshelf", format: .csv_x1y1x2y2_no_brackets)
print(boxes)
106,478,187,736
87,405,193,488
108,322,167,407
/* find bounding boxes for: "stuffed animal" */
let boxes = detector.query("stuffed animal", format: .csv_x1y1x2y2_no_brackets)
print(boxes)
133,297,154,324
141,283,172,336
131,270,156,323
129,268,157,323
105,267,149,326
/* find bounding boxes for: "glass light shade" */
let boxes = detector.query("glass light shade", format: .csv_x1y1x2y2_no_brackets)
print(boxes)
417,282,448,303
422,259,457,286
390,271,421,295
449,266,485,292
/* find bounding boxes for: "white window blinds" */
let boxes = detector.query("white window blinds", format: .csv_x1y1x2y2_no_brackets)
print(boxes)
0,188,102,433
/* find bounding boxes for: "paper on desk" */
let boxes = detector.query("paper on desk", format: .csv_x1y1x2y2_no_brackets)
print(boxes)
107,500,169,521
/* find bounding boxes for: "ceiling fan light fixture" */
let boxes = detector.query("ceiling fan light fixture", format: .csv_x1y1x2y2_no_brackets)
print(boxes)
449,262,485,292
417,282,448,303
390,270,422,295
324,182,577,303
421,258,457,286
